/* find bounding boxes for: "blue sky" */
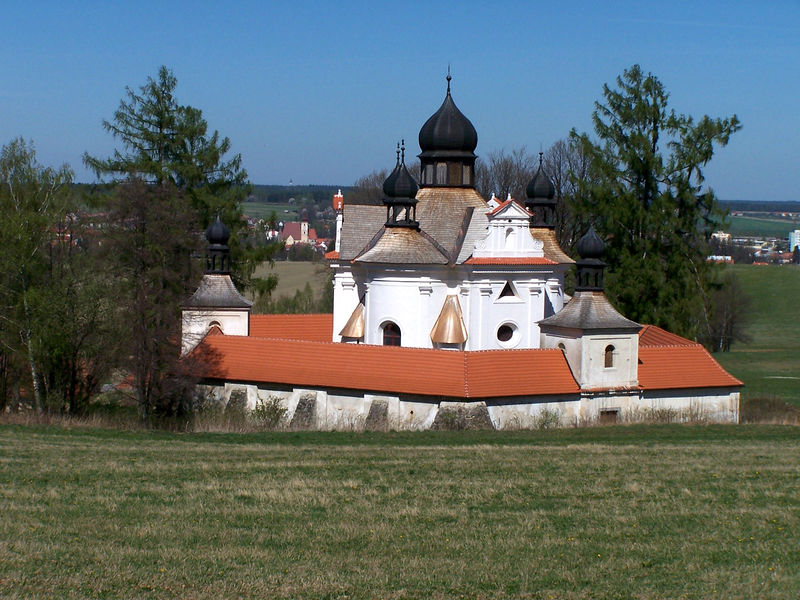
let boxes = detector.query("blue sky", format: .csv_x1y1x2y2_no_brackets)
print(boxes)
2,1,798,201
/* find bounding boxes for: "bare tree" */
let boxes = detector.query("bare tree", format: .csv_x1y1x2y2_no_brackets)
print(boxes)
543,138,592,254
475,147,537,202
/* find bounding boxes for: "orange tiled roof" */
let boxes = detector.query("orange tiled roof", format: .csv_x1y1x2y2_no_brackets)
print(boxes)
193,335,580,399
195,314,741,397
639,324,696,347
638,345,742,389
249,314,333,342
465,257,556,265
325,250,339,260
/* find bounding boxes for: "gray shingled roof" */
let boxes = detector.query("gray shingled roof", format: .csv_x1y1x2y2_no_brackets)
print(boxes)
355,227,450,264
538,291,640,332
183,274,253,309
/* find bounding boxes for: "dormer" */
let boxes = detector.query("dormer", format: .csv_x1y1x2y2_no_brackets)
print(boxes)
472,197,544,258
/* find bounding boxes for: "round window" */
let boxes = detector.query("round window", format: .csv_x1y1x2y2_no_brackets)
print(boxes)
497,324,514,342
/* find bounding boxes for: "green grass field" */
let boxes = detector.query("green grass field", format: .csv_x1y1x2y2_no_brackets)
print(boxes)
714,264,800,405
253,260,329,299
241,201,301,221
727,215,800,238
1,424,798,599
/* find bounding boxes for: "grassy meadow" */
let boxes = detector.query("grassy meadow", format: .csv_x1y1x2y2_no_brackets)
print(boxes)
1,424,799,599
715,264,800,406
727,215,800,238
253,260,329,299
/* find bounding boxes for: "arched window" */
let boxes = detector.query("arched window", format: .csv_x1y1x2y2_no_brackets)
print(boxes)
504,227,515,248
604,345,615,368
383,322,401,346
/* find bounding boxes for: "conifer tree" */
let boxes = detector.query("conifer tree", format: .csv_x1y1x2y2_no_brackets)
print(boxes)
570,65,741,339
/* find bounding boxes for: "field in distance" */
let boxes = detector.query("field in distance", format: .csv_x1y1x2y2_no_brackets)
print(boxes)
1,424,797,599
715,264,800,405
727,215,800,238
253,260,329,300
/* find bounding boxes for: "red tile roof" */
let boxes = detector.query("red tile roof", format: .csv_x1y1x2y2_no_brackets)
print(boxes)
465,257,556,265
249,314,333,342
638,345,742,389
281,222,318,241
192,315,741,397
638,324,696,347
193,334,580,399
325,250,339,260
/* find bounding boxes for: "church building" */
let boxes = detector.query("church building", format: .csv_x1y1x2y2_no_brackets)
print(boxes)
182,77,741,429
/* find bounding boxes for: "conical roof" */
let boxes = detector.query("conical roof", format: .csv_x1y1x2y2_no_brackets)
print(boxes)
205,214,230,245
525,153,555,200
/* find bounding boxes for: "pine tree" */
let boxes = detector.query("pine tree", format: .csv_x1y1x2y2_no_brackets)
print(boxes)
570,65,741,339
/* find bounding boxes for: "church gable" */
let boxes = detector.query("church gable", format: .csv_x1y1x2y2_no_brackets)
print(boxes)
472,197,544,258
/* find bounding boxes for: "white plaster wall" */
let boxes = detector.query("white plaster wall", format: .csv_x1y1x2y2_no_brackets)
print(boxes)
331,267,359,342
181,308,249,354
199,381,739,429
580,333,638,389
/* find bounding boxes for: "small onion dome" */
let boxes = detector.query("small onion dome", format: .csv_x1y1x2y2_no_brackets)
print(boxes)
576,225,605,260
383,142,419,201
526,153,555,200
383,161,419,200
418,75,477,155
205,214,230,246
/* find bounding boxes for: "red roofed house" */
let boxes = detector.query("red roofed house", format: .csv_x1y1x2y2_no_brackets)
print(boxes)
182,78,741,429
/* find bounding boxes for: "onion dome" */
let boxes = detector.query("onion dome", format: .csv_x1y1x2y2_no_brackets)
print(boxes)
575,225,606,291
205,213,230,246
576,225,605,259
418,75,478,155
526,153,555,200
205,213,231,274
525,152,557,228
417,73,478,188
383,141,420,229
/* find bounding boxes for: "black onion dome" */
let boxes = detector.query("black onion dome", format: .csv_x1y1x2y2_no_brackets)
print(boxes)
384,163,419,199
205,214,230,245
576,225,605,259
418,77,477,154
526,154,555,200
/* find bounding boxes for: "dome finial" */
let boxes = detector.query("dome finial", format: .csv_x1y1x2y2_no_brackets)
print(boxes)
401,139,406,164
446,65,451,94
395,141,400,167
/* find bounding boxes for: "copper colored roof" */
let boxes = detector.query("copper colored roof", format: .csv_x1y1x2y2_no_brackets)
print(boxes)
339,303,365,338
639,345,742,389
325,250,339,260
639,324,697,347
430,295,468,344
249,314,333,341
529,228,574,264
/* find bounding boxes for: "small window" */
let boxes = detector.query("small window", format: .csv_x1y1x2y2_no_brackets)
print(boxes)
383,322,401,346
599,409,619,424
604,345,615,368
436,163,446,185
448,162,461,185
462,165,471,185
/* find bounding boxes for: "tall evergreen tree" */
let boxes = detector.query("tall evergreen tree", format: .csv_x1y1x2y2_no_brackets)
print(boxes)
83,66,275,295
570,65,741,339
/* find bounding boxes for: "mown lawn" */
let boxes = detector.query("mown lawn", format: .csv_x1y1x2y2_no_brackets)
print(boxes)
1,425,798,599
715,264,800,405
727,215,800,238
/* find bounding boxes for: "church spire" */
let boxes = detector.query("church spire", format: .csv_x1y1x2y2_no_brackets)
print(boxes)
574,225,606,291
525,152,557,228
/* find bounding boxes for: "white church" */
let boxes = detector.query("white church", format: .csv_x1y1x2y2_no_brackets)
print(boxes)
182,77,741,429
